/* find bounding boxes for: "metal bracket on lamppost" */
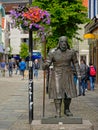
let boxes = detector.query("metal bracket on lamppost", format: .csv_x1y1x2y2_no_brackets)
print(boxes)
28,0,33,124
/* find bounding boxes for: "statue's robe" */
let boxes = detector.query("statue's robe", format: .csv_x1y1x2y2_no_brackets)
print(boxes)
43,48,80,99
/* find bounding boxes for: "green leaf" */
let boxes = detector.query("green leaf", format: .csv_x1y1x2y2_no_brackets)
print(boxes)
33,0,89,50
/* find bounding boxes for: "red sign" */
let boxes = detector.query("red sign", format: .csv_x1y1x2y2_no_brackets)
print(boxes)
1,17,5,29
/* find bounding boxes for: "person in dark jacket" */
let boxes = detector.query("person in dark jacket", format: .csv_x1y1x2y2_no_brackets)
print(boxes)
88,62,96,91
79,59,88,96
33,59,40,78
8,59,13,77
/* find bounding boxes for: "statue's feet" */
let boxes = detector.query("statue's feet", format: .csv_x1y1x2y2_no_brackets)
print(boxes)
55,111,61,118
64,109,73,116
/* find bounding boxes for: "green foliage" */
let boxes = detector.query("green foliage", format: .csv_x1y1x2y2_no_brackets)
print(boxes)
19,42,29,59
33,0,89,49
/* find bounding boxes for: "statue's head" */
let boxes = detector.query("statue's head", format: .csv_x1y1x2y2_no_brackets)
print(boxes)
58,36,69,51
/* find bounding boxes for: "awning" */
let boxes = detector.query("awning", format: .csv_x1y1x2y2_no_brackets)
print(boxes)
83,33,95,39
0,45,4,53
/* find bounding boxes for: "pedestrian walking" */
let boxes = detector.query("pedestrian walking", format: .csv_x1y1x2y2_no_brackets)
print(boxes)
83,60,89,91
33,59,40,78
79,59,88,96
15,60,20,75
7,59,13,77
88,62,96,91
0,59,6,77
19,59,26,80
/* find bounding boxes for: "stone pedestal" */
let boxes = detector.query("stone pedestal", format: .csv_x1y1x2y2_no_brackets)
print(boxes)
41,116,82,124
31,120,94,130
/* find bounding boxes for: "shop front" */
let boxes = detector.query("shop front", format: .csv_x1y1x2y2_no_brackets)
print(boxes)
84,17,98,86
0,3,5,61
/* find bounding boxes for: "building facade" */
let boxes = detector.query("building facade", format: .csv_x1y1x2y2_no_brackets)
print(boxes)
0,2,5,61
88,0,98,19
84,0,98,85
73,24,89,65
73,0,89,65
1,0,90,65
1,0,29,60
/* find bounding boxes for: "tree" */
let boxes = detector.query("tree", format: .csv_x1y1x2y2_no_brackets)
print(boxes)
33,0,89,49
19,42,29,59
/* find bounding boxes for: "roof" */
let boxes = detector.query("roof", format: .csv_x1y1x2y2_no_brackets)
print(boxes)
82,0,88,8
0,0,28,3
1,0,29,13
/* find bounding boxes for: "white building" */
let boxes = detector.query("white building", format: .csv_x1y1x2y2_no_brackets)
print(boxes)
73,24,89,65
9,25,29,55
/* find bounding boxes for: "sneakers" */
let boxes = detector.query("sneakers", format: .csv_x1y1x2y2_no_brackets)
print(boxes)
78,93,85,96
83,93,85,96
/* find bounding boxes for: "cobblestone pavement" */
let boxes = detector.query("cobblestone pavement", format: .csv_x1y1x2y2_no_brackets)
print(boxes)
0,70,98,130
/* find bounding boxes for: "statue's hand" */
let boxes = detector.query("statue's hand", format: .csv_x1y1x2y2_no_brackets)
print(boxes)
42,62,49,70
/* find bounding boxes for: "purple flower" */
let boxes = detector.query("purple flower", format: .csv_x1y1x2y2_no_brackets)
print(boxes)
9,5,51,32
23,21,28,26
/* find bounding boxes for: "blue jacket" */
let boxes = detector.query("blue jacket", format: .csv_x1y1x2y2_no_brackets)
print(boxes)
19,61,26,71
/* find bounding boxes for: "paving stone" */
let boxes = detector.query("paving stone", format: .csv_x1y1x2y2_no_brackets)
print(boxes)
0,70,98,130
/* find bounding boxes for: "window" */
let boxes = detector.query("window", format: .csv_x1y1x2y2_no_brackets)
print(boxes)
88,0,98,18
88,0,91,18
88,0,95,19
21,38,29,44
96,0,98,15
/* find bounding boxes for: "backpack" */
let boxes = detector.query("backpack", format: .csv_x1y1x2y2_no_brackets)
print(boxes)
90,66,96,76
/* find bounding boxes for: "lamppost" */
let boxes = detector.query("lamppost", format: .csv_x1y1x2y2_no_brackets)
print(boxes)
28,0,33,124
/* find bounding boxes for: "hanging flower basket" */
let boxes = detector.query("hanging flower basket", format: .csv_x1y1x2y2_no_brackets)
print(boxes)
9,5,50,31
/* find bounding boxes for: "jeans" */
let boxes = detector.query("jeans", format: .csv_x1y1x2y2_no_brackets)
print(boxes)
16,67,20,74
79,78,86,95
9,69,13,77
20,70,25,79
34,69,38,78
73,75,77,85
85,81,88,90
89,76,95,91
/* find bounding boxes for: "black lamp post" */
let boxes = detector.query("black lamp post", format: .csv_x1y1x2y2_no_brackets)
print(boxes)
28,0,33,124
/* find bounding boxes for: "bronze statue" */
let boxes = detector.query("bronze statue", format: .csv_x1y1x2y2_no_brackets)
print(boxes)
42,36,80,117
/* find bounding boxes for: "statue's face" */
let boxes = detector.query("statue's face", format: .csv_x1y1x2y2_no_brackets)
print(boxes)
59,36,68,51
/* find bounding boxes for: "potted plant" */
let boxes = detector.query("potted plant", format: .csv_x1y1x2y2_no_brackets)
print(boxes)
9,5,50,31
